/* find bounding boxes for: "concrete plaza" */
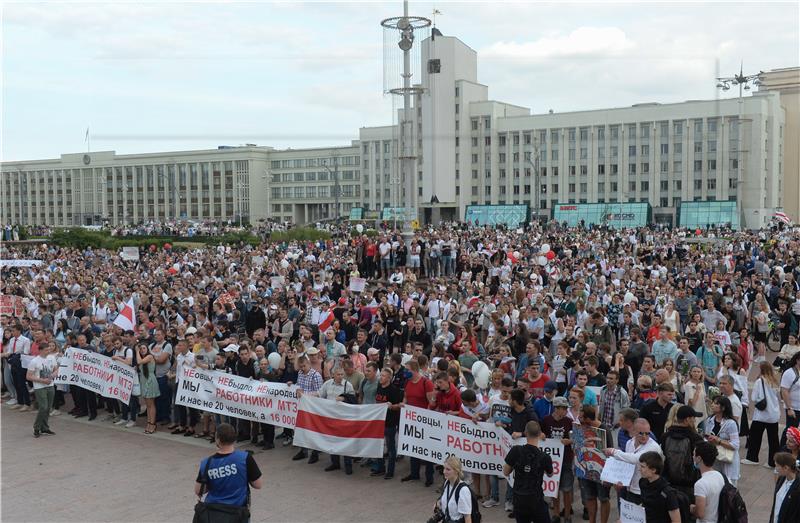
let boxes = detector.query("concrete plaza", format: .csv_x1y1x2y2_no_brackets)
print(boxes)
0,402,781,523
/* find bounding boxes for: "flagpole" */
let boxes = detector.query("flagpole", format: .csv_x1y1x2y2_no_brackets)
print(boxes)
85,126,90,153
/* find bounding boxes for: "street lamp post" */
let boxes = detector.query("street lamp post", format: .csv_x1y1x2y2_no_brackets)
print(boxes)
321,156,340,222
716,64,763,229
526,137,541,223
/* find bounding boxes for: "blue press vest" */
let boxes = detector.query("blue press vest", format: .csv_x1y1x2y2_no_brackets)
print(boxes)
201,451,249,507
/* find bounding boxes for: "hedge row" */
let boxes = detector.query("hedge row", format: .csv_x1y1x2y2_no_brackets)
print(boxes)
48,229,260,250
267,228,332,242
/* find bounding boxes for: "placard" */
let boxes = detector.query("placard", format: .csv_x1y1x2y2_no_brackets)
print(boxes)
120,247,140,261
53,347,139,405
509,437,564,497
175,365,299,428
0,294,26,316
620,499,646,523
349,277,366,293
599,456,636,486
571,423,607,482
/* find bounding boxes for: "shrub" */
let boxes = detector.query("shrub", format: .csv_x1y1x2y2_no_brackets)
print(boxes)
47,229,261,250
268,227,331,242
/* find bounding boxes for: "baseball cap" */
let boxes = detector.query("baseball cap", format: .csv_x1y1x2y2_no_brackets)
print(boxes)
552,397,569,408
185,327,198,335
367,347,380,356
544,381,558,392
676,405,703,421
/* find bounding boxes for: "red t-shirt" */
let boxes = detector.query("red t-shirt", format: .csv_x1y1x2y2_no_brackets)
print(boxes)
527,374,550,399
404,376,434,409
434,383,462,413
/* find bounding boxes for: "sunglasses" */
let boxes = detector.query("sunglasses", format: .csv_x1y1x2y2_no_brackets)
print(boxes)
637,432,649,436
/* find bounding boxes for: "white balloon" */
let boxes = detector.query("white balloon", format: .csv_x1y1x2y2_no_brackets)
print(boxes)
356,224,364,233
513,251,521,259
472,361,491,389
280,259,289,269
538,255,547,266
540,243,551,254
267,352,282,369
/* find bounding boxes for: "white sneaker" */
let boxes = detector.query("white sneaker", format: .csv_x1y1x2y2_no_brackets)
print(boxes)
114,419,126,426
763,462,774,469
50,409,61,416
482,499,500,508
6,399,18,406
740,458,758,465
1,392,10,399
19,405,30,412
125,421,136,428
504,501,513,512
10,404,21,410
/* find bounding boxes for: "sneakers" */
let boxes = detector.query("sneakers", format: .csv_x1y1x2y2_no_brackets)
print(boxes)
6,398,18,406
763,462,774,469
125,421,136,428
41,429,55,435
740,458,758,465
482,499,500,508
114,419,126,426
19,405,30,412
10,404,22,410
282,437,293,446
50,409,61,416
504,501,513,512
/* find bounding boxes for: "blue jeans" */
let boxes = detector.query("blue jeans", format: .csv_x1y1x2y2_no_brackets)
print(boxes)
409,456,434,482
155,376,171,423
490,476,514,503
372,425,398,475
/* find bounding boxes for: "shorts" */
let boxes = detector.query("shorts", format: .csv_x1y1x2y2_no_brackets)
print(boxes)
409,256,420,268
578,478,610,502
559,463,575,493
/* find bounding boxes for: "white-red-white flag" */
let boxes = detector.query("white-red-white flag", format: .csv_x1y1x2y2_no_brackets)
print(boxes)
113,298,136,331
774,211,792,225
292,395,387,458
318,310,335,332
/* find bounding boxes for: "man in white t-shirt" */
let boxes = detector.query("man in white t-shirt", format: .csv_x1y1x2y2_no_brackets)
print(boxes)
378,238,392,279
719,375,743,424
780,354,800,446
691,441,726,523
26,342,58,437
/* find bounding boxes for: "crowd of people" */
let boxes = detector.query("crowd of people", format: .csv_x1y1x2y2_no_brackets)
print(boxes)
2,218,800,522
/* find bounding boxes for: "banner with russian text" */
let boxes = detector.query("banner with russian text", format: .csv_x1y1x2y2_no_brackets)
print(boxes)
175,366,300,428
398,405,510,476
510,437,564,497
53,347,139,405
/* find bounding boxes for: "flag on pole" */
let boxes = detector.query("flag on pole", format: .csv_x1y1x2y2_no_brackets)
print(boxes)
774,211,792,225
292,395,387,458
318,310,335,332
85,127,90,142
113,298,136,331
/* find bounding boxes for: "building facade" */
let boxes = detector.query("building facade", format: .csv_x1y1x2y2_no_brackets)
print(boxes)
0,33,791,229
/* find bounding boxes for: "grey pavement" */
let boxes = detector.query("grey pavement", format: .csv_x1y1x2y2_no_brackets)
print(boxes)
0,400,780,523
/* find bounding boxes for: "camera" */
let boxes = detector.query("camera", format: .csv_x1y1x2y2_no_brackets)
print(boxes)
426,506,444,523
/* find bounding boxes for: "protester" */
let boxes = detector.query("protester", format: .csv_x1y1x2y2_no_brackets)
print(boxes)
503,421,553,523
435,456,474,523
769,452,800,523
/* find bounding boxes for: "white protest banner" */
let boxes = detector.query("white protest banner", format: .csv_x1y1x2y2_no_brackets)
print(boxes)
600,456,636,486
270,276,284,290
399,405,508,476
0,259,43,268
252,255,265,267
53,347,139,405
175,366,299,429
120,247,140,261
509,438,564,497
349,277,366,293
620,499,646,523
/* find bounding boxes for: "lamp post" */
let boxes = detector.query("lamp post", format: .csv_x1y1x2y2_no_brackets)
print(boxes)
526,136,541,223
321,155,340,222
716,64,763,229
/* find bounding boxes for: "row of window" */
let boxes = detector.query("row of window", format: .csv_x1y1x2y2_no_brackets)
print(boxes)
270,170,359,183
465,178,732,197
270,185,362,199
269,156,358,169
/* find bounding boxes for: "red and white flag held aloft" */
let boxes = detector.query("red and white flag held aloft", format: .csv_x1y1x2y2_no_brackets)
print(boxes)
292,395,387,459
113,298,136,331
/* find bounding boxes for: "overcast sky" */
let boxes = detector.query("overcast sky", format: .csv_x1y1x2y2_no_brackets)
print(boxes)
2,1,798,161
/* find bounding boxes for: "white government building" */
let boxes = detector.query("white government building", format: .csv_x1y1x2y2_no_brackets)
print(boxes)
1,32,795,230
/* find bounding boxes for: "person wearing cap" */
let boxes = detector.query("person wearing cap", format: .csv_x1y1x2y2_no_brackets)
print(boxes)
533,381,558,420
661,405,705,499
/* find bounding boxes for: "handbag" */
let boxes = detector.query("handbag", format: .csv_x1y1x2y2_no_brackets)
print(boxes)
754,378,767,411
193,455,251,523
711,421,734,463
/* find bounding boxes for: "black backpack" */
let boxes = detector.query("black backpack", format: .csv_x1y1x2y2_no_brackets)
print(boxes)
453,482,482,523
663,486,692,523
718,475,748,523
662,433,698,486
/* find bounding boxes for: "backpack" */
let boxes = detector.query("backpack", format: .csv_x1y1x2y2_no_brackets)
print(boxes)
663,486,692,523
662,433,698,486
718,475,748,523
453,482,482,523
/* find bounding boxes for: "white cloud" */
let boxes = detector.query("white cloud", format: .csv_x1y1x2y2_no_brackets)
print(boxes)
482,27,636,62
